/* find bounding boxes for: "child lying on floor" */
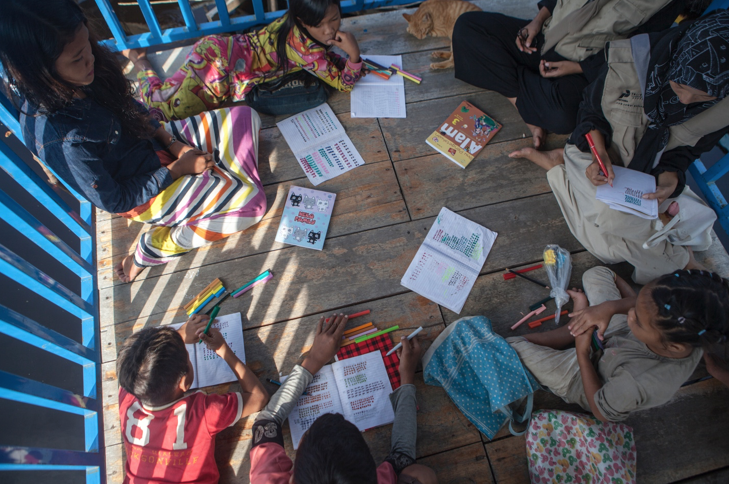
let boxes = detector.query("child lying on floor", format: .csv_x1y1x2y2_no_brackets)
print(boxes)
508,266,729,422
249,313,438,484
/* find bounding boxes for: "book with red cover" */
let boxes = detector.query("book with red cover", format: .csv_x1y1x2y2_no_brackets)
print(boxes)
337,334,401,390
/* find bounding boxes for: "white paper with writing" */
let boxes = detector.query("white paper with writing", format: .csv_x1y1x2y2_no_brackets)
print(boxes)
277,103,365,185
288,365,345,449
401,207,497,313
351,55,406,119
596,166,658,219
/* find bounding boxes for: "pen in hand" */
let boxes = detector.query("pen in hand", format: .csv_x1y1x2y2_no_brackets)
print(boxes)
198,305,220,343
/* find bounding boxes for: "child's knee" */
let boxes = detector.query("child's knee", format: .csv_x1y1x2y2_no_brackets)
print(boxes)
582,266,616,291
400,464,438,484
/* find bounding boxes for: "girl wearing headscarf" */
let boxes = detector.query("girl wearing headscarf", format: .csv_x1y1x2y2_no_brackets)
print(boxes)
511,9,729,283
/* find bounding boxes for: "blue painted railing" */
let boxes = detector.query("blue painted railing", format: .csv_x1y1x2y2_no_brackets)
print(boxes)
689,0,729,235
0,91,102,481
95,0,413,51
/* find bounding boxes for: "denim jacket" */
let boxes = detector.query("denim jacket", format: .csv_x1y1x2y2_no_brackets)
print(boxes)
22,98,173,214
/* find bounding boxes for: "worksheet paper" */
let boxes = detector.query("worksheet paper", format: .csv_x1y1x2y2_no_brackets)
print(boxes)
288,351,395,449
351,55,406,118
595,166,658,219
401,207,498,314
170,313,246,389
277,103,365,185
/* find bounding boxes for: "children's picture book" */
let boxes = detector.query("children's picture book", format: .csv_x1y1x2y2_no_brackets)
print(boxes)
425,100,502,169
170,313,245,390
401,207,498,314
275,186,336,250
277,103,366,186
287,351,395,449
351,55,406,119
596,166,658,219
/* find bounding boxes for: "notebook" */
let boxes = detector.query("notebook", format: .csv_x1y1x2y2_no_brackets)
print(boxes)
337,333,401,390
595,165,658,219
170,312,245,389
287,351,395,449
275,186,336,250
351,55,406,118
401,207,497,314
425,100,501,169
277,103,365,186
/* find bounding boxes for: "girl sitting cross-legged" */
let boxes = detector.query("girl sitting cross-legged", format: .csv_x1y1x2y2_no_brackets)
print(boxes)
0,0,267,283
508,266,729,422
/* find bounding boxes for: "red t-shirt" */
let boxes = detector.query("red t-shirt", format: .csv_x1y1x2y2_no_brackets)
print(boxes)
119,388,242,484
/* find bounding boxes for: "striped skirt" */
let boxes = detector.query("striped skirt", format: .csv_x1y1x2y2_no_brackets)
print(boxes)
121,106,267,267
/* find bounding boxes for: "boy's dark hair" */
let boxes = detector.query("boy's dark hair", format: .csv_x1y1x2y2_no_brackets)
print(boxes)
294,413,377,484
651,269,729,347
117,327,190,407
273,0,342,78
0,0,150,139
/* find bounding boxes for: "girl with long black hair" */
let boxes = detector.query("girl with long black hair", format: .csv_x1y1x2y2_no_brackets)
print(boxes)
0,0,268,283
123,0,363,122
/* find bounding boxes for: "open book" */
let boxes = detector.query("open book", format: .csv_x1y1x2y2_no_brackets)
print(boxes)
596,166,658,219
351,55,406,118
170,313,245,390
401,207,497,313
277,103,365,186
287,351,395,449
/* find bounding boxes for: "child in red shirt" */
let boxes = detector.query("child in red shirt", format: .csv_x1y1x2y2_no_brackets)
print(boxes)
117,315,269,483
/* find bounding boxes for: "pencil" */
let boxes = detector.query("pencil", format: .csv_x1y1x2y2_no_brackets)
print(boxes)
390,64,422,84
186,283,223,313
198,305,220,343
386,326,423,356
505,268,550,289
585,132,612,187
503,264,543,280
362,58,390,72
529,296,554,311
205,292,231,315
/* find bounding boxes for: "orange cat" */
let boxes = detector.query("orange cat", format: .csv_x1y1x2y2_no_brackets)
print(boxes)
402,0,482,69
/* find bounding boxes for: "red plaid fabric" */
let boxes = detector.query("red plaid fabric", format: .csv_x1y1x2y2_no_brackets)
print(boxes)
337,334,401,390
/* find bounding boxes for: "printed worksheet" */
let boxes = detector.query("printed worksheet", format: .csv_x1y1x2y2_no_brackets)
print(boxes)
351,55,406,118
287,351,394,449
277,103,365,185
170,312,246,389
596,166,658,219
401,207,498,313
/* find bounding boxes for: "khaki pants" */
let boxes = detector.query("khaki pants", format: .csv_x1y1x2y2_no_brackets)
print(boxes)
507,266,628,410
547,144,690,284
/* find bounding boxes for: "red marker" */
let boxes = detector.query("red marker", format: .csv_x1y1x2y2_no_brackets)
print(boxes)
585,132,612,187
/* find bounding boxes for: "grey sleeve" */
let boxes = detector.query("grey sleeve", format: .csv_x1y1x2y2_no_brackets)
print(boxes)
255,365,314,426
388,384,418,462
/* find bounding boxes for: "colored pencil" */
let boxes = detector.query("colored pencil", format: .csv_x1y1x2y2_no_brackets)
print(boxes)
341,328,378,347
233,273,273,298
390,64,421,84
184,278,222,310
503,264,543,280
505,268,550,289
386,326,423,356
198,305,220,343
232,270,272,296
354,325,399,344
186,283,224,312
585,132,612,187
362,58,390,72
529,310,568,327
204,292,231,315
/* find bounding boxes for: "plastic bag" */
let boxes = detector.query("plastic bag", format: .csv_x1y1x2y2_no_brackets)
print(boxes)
543,245,572,324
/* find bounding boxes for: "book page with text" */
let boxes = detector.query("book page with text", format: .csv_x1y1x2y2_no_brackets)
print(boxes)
288,365,345,449
424,207,497,272
194,313,246,389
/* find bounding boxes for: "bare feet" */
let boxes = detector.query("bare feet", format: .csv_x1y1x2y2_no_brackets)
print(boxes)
526,123,546,149
684,246,708,273
121,48,153,72
567,288,588,311
114,255,145,283
509,146,564,171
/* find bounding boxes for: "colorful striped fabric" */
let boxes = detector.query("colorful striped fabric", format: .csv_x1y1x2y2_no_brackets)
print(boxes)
121,106,267,267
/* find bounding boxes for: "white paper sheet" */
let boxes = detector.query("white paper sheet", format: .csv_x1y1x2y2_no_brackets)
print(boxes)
401,207,497,314
351,55,406,118
169,312,245,390
332,351,395,431
288,365,345,449
277,103,366,185
596,165,658,219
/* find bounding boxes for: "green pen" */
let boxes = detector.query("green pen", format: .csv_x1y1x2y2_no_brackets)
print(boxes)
199,305,221,343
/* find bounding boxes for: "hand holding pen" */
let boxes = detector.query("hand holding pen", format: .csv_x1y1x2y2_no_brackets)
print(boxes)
585,131,614,187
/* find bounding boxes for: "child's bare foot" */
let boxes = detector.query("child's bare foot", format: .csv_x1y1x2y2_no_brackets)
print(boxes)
567,287,588,311
509,146,564,171
121,48,153,71
114,255,145,283
684,246,708,273
526,123,546,149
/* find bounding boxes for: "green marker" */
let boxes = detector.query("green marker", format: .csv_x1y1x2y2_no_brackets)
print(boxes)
199,305,220,343
354,325,399,344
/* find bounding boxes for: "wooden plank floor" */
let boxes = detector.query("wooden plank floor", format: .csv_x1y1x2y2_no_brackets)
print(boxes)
102,6,729,483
